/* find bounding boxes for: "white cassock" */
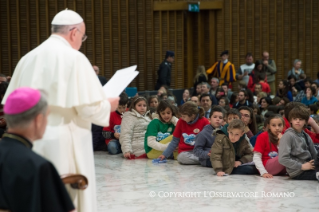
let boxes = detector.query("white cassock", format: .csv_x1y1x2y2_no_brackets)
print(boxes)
2,34,110,212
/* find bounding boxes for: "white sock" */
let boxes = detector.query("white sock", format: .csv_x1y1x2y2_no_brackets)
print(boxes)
316,172,319,181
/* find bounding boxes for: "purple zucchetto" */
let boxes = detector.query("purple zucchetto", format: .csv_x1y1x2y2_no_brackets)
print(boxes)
4,87,41,115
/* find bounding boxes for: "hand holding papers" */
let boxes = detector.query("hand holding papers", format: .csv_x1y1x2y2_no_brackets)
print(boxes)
108,97,120,111
103,65,139,98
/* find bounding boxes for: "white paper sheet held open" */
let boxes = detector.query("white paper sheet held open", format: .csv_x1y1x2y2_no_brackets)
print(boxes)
103,65,139,98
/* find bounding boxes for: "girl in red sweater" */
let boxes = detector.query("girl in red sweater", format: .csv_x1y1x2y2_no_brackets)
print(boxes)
102,93,129,154
253,114,286,178
158,102,209,164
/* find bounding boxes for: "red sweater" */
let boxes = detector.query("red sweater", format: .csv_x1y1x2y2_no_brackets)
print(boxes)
282,117,319,143
254,132,279,166
103,111,123,145
247,72,268,92
173,117,210,153
260,81,271,94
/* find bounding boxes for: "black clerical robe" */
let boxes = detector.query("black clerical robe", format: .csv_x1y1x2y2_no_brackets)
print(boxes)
0,133,74,212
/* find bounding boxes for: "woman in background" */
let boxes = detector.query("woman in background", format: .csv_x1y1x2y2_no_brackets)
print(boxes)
192,66,208,96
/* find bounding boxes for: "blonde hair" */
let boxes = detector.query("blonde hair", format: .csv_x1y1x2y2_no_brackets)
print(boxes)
228,119,245,132
257,92,267,98
194,66,208,83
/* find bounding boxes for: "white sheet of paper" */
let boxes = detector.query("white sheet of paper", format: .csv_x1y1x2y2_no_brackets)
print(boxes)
103,65,139,98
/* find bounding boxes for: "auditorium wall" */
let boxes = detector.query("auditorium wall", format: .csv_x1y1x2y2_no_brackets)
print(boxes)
0,0,318,91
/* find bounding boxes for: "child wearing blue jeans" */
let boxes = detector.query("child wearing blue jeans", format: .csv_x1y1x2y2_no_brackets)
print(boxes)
210,119,258,176
102,93,128,154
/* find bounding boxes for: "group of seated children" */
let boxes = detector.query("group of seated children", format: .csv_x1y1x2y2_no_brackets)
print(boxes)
100,92,319,181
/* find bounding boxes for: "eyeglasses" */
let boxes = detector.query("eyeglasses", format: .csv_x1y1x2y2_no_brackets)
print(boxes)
69,27,87,42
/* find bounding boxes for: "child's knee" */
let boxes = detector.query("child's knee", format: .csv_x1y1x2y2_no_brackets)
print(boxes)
177,153,186,164
107,140,120,155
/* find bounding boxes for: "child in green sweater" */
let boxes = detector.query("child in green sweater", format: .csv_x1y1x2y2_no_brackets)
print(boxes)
144,100,178,159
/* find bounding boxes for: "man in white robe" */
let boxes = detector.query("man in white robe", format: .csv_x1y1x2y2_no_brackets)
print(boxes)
1,9,119,212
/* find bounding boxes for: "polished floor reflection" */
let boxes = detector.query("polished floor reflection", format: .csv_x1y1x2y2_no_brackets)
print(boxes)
94,152,319,212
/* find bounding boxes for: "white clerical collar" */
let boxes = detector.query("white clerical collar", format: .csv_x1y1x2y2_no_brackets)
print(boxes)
223,59,228,64
50,34,72,48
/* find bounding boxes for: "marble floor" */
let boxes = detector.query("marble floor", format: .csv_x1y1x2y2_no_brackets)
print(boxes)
94,152,319,212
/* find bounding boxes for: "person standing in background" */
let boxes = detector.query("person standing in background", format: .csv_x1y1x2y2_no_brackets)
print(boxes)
236,53,255,86
206,50,236,87
93,65,107,86
287,59,304,80
192,65,208,96
261,51,277,95
155,51,174,90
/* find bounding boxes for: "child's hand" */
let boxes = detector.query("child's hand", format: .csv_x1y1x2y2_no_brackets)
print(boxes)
301,160,315,170
278,133,283,145
278,133,283,140
262,173,273,178
234,161,242,168
158,155,166,161
308,117,316,126
114,133,120,139
124,152,133,159
217,172,225,177
207,152,211,156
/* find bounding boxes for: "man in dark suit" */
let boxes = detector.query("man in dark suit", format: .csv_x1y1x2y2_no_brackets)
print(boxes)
200,82,218,105
93,65,107,86
155,51,174,90
0,87,74,212
92,65,108,150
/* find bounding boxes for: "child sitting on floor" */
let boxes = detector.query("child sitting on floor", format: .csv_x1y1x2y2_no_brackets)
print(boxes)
279,107,319,180
253,114,286,178
120,96,152,159
250,120,268,147
210,119,258,176
144,100,178,159
148,95,159,110
218,97,230,112
102,93,128,155
194,106,225,167
158,102,210,165
226,108,241,124
239,106,257,139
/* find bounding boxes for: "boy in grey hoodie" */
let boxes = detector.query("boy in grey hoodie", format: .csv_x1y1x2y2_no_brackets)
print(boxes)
279,107,319,180
194,106,225,167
